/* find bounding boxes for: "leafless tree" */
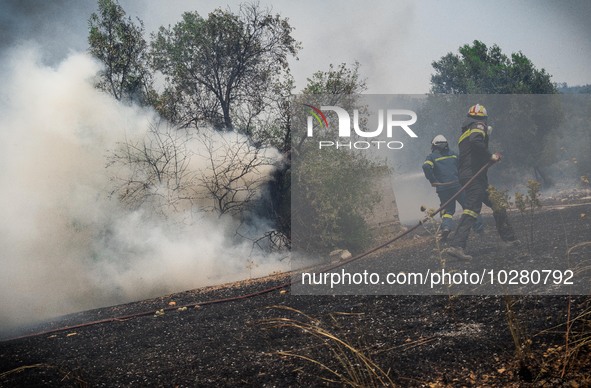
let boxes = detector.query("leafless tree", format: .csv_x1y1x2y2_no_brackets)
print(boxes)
194,130,277,217
107,121,278,219
107,120,196,216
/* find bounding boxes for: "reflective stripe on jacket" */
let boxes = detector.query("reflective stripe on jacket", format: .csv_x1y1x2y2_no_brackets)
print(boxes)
422,148,461,193
457,119,492,181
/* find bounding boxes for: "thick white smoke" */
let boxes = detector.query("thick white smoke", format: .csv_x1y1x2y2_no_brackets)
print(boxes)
0,47,286,332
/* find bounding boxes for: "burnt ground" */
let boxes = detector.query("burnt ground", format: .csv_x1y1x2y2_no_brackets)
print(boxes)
1,202,591,387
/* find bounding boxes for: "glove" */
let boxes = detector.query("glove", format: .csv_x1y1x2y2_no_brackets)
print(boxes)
491,152,502,162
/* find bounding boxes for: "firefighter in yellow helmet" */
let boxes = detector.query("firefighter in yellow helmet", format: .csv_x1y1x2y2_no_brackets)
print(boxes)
443,104,519,260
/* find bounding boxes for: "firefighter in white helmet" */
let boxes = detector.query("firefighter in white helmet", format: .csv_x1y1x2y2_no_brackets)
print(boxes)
423,134,483,244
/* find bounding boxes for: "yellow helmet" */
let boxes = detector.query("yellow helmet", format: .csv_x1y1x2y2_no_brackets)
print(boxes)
467,104,488,118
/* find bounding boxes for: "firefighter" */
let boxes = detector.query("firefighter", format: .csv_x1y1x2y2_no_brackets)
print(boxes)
423,134,483,244
443,104,519,261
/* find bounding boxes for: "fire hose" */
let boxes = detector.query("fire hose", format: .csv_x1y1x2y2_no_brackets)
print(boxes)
3,160,496,342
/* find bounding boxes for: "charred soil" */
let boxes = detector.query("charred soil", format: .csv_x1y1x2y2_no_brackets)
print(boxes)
1,203,591,387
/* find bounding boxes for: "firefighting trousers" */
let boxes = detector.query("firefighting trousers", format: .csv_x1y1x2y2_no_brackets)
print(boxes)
438,189,484,232
449,176,516,249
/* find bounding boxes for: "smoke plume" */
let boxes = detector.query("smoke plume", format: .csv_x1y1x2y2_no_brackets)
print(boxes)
0,46,285,333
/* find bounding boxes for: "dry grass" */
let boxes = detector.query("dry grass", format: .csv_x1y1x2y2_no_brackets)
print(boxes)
531,242,591,383
561,242,591,377
0,363,88,387
262,306,395,387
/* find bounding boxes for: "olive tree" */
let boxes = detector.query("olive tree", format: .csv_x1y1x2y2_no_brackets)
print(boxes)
88,0,153,104
150,3,300,131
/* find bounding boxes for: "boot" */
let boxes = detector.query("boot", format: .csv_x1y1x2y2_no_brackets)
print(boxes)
436,228,451,244
442,246,473,261
500,239,521,249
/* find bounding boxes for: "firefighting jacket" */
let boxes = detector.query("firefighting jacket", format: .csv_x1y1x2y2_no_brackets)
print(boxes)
457,119,493,181
422,147,461,193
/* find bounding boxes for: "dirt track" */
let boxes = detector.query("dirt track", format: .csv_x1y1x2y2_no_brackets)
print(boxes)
1,203,590,387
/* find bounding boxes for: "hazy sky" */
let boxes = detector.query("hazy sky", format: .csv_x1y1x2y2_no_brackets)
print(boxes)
1,0,590,93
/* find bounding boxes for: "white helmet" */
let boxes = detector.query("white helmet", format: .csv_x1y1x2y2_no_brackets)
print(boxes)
431,134,448,146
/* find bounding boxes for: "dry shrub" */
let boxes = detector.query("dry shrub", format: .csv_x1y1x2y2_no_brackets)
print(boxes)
261,306,395,387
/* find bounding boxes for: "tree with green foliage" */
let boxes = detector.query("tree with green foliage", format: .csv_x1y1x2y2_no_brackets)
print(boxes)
558,83,591,94
431,40,556,94
289,62,385,254
303,62,366,96
150,3,300,131
88,0,153,104
292,62,367,154
292,145,384,254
